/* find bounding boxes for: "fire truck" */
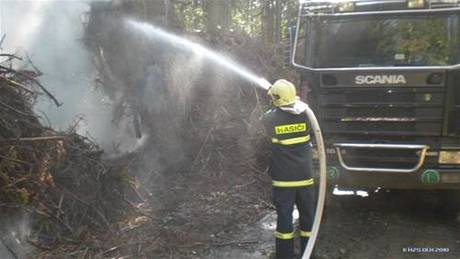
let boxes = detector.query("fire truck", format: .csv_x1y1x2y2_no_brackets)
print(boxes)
288,0,460,189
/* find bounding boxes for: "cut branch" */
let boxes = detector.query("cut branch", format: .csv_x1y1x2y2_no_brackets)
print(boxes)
0,54,23,61
0,65,62,106
0,76,35,94
0,238,18,259
0,99,36,117
1,136,67,142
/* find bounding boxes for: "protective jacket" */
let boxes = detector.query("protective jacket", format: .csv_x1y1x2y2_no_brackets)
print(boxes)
262,103,313,186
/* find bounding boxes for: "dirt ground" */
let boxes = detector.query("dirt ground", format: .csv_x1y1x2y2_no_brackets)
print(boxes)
97,178,460,259
316,189,460,259
200,188,460,259
204,188,460,259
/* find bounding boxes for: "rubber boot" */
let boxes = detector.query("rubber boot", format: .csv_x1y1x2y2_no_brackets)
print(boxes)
276,238,294,259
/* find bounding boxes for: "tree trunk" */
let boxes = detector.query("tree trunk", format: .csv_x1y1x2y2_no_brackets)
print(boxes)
206,0,220,36
274,0,282,46
164,0,170,26
205,0,233,39
263,1,275,44
221,0,233,31
247,0,253,33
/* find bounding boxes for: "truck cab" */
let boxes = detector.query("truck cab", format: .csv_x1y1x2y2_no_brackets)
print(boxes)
290,0,460,189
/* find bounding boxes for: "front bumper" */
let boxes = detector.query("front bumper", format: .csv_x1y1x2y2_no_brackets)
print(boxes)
322,166,460,190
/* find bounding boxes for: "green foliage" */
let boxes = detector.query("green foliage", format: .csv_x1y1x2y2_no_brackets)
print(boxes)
174,0,206,31
172,0,299,41
231,0,263,35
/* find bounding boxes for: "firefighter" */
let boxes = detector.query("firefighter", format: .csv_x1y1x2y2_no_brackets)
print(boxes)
262,79,315,259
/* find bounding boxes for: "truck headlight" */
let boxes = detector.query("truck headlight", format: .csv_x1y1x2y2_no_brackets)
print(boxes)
337,2,354,12
408,0,425,8
439,151,460,164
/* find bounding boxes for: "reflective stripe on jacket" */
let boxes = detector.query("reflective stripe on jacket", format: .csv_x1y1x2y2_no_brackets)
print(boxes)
262,107,313,183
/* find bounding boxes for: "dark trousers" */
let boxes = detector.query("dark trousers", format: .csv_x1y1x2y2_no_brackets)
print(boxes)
273,186,316,259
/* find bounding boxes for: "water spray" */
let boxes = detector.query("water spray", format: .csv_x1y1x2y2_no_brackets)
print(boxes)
126,19,272,90
126,19,326,259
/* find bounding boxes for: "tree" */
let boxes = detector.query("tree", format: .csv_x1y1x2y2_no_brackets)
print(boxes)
170,0,299,44
204,0,233,38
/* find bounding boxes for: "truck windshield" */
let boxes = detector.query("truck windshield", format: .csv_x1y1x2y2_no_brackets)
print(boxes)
312,14,459,68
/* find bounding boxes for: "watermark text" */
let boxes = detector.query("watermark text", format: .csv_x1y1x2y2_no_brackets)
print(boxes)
402,247,450,253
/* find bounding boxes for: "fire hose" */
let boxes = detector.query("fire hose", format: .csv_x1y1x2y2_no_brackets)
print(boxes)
302,104,327,259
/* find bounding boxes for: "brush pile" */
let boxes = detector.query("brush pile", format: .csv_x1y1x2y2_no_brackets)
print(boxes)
82,1,291,180
0,55,132,249
78,2,296,257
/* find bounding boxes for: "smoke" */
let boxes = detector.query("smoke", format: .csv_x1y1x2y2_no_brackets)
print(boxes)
0,1,141,257
0,0,143,153
0,212,34,258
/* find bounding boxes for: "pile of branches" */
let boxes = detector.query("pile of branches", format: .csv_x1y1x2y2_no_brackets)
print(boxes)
82,1,282,165
0,55,132,246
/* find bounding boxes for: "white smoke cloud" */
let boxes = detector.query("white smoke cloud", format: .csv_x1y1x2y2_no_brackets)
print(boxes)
0,1,143,256
0,213,34,259
0,0,143,153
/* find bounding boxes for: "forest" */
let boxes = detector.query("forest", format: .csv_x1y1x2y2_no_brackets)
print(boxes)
2,1,460,259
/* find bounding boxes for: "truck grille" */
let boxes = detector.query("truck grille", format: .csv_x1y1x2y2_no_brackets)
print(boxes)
317,71,446,147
